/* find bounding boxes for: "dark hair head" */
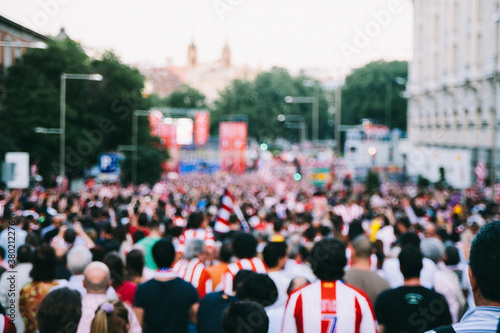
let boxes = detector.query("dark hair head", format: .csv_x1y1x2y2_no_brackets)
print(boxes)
103,252,124,288
400,232,421,249
263,242,287,268
348,222,364,242
0,246,5,260
186,211,204,229
132,230,146,244
222,301,269,333
399,247,423,279
444,245,460,266
152,239,175,269
233,269,256,291
31,245,57,282
126,249,145,278
148,219,160,231
309,238,346,281
37,287,82,333
219,240,233,263
64,228,77,244
17,244,33,263
232,233,257,259
236,273,278,307
138,213,149,227
469,221,500,303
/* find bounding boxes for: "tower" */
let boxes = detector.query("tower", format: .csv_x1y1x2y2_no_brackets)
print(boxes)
187,40,197,67
221,42,231,68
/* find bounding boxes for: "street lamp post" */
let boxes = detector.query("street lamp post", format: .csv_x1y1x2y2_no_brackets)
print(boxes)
284,96,318,143
60,73,103,187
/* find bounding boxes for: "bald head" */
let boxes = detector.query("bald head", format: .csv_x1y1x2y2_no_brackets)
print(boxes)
83,261,110,294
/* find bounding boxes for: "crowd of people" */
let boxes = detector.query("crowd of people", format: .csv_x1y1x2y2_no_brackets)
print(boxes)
0,171,498,333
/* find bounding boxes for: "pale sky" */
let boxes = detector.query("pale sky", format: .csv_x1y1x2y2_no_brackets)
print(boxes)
2,0,413,76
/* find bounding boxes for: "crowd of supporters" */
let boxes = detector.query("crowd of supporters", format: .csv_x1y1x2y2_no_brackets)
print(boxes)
0,172,497,333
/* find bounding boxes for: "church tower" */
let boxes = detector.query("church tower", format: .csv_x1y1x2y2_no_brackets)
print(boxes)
187,41,197,67
221,42,231,68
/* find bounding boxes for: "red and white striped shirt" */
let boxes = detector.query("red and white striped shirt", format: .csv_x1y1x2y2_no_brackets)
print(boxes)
177,228,215,253
173,258,212,298
221,257,267,294
282,280,377,333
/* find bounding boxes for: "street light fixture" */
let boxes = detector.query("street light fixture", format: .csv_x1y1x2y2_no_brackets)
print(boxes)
60,73,103,188
284,96,318,143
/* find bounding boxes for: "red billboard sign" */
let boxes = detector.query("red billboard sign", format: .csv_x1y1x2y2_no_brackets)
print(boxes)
219,122,247,174
194,111,210,146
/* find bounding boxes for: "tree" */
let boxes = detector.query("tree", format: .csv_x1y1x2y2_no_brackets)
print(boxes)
0,39,166,185
162,85,206,108
365,169,381,194
341,60,408,130
211,67,332,141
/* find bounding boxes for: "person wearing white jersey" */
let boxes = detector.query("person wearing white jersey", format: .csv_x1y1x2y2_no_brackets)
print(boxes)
282,238,377,333
220,233,266,295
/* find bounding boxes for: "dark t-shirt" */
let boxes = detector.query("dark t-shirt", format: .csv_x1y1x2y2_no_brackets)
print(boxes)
197,291,239,333
375,286,452,333
135,277,199,333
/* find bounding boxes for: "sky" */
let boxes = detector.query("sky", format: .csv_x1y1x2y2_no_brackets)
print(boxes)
1,0,413,77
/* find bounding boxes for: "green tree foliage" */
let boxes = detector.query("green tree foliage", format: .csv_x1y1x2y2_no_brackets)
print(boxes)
341,60,408,130
0,39,167,185
211,67,332,142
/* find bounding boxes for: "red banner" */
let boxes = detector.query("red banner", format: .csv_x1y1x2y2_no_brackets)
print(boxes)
219,122,247,174
158,123,177,148
194,111,210,146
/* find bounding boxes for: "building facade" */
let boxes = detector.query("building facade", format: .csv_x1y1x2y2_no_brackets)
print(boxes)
405,0,500,186
0,15,50,77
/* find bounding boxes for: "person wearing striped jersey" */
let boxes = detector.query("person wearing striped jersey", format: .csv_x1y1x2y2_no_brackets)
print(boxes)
173,239,212,298
282,238,377,333
177,212,215,255
220,233,267,294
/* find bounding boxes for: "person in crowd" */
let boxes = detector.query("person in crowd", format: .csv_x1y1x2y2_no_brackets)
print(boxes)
206,239,232,289
177,211,215,255
135,220,163,270
421,238,466,323
221,233,267,294
104,252,137,306
134,239,198,333
381,232,436,289
19,245,65,333
0,216,27,251
77,261,141,333
262,241,291,333
54,245,117,299
37,287,82,333
344,235,390,304
0,244,32,332
90,300,129,333
173,239,212,298
428,221,500,332
125,249,153,285
196,270,252,333
375,247,452,333
221,301,269,333
282,238,377,332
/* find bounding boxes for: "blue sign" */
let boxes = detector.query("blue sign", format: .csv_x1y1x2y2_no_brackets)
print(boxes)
99,154,119,174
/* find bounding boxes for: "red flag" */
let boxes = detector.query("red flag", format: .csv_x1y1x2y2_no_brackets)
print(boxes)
214,189,235,233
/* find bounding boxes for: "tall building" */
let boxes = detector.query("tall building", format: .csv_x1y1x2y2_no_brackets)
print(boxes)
404,0,500,187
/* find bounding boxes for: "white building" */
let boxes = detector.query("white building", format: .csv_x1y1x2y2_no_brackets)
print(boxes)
404,0,500,187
